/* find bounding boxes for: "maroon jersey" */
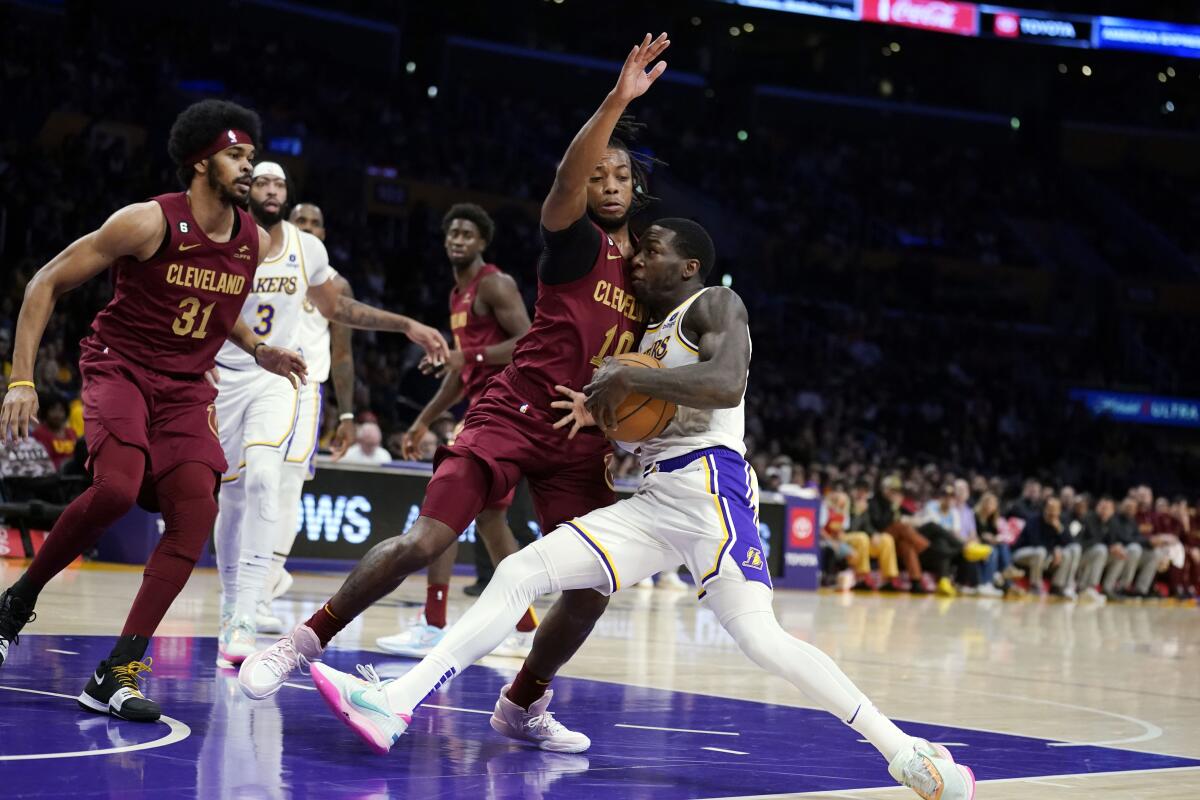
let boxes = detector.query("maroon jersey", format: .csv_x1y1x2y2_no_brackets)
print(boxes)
510,223,645,399
450,263,510,404
90,192,259,376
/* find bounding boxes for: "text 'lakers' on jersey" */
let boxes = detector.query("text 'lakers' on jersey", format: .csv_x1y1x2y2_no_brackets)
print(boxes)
511,224,645,402
216,220,335,371
618,287,749,464
90,192,259,376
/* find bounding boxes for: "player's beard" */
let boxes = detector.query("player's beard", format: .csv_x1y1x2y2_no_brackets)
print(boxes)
249,195,284,228
208,168,251,210
589,206,630,234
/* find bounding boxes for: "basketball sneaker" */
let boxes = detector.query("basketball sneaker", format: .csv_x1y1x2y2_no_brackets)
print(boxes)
77,657,161,722
239,623,323,700
490,683,591,753
217,615,258,668
0,588,36,669
889,739,975,800
256,600,285,635
491,631,534,659
311,662,410,755
375,618,445,658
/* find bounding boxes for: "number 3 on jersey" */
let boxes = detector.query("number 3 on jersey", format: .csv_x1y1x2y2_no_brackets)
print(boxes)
172,296,215,339
589,324,635,368
253,304,275,336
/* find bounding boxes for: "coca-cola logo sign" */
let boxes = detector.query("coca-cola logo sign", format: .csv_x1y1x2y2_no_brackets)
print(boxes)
863,0,979,37
994,12,1019,38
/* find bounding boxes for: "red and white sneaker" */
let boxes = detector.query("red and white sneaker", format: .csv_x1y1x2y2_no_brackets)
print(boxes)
490,683,591,754
238,623,323,700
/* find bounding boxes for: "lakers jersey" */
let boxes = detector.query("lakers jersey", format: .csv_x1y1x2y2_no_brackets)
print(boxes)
296,270,337,384
619,287,749,464
216,220,335,370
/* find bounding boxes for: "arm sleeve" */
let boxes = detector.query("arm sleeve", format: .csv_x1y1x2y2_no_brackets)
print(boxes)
301,232,336,288
537,215,603,286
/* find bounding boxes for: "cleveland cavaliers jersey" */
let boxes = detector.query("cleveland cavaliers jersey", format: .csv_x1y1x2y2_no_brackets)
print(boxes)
619,287,749,464
90,192,259,375
216,220,335,370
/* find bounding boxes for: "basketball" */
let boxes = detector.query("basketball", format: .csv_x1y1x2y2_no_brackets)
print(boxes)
602,352,676,442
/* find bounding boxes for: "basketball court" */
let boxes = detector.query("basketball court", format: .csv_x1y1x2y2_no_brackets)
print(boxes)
3,562,1196,799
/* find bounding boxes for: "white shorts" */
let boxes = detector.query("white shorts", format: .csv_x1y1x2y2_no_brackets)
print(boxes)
562,447,771,600
284,381,323,479
214,365,300,482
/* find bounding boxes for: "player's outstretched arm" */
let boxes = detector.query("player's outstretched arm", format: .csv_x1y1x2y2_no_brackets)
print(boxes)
1,202,164,441
227,319,308,389
584,288,749,428
328,275,358,459
306,280,449,364
541,33,669,232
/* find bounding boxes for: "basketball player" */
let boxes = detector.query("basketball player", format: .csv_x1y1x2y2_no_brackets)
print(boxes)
214,161,448,667
239,35,671,753
0,100,308,722
306,219,977,800
376,202,537,659
254,201,357,632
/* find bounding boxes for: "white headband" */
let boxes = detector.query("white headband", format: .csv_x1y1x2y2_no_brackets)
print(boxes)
252,161,287,180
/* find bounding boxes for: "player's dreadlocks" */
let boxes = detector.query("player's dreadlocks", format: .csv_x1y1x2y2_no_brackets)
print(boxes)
608,116,664,217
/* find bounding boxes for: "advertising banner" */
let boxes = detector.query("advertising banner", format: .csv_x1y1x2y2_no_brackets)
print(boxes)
1070,389,1200,429
862,0,979,37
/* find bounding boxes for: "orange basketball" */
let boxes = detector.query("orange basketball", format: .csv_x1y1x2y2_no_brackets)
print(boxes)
603,352,677,442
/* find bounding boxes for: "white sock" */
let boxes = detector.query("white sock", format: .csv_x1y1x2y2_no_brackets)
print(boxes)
268,466,306,592
713,584,912,762
214,475,247,610
384,531,607,713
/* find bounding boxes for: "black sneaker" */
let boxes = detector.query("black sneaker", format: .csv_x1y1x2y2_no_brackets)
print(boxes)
464,581,489,597
77,657,161,722
0,588,37,669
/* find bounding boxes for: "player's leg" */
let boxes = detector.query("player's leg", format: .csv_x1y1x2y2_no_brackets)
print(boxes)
311,498,670,754
266,382,323,605
213,370,252,626
238,451,499,699
476,499,540,649
375,537,456,657
78,460,219,721
706,580,975,799
1,438,144,668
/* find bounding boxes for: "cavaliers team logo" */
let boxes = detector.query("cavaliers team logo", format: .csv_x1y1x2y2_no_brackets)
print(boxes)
207,404,220,439
603,452,616,491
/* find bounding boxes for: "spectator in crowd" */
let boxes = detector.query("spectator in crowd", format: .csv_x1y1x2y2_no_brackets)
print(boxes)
1128,495,1183,598
340,422,393,466
841,482,902,591
1102,497,1146,599
30,395,78,471
868,475,932,592
914,483,971,596
973,491,1012,596
1077,496,1115,603
1013,497,1066,596
1164,497,1196,599
1008,479,1043,521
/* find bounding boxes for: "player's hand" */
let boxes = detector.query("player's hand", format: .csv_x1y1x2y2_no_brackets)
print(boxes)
407,322,450,367
419,349,464,378
551,385,595,440
330,419,356,461
612,33,670,104
583,359,632,433
0,383,39,442
204,366,220,387
257,345,308,388
400,421,430,460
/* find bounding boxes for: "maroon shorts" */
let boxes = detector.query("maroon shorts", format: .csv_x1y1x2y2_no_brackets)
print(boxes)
422,367,615,534
80,336,226,481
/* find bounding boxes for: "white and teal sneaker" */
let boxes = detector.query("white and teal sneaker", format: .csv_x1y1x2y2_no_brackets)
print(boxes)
375,618,446,658
311,662,411,755
889,738,976,800
217,614,258,668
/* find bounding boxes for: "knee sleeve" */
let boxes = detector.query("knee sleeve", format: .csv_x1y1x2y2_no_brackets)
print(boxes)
244,447,285,522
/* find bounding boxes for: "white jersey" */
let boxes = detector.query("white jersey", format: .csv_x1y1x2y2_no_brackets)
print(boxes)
621,287,749,465
217,221,335,370
297,272,335,384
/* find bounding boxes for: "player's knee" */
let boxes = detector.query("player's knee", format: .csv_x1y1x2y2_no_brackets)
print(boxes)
92,473,141,517
559,588,609,626
398,519,457,568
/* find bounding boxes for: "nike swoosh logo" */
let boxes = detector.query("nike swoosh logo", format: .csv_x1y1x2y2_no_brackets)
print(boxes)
94,671,106,686
179,243,201,252
350,688,390,717
606,253,624,260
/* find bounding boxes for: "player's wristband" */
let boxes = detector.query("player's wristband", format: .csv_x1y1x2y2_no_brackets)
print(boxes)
339,413,355,422
462,347,485,364
7,380,35,390
253,342,267,364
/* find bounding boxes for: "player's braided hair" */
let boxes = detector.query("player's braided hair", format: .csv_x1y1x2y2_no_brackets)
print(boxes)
608,116,664,216
167,99,262,187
